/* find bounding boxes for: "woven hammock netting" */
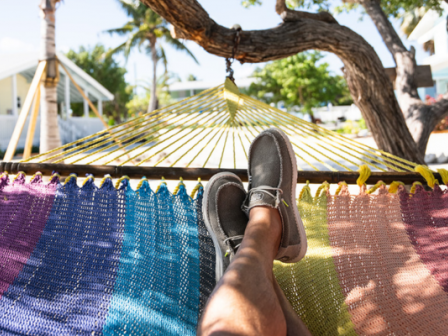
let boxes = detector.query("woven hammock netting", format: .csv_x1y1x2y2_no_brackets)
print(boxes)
1,78,448,335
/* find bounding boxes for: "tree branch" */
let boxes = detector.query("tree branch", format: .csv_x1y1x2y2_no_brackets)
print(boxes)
359,0,420,104
275,0,338,24
431,94,448,120
141,0,424,163
358,0,448,155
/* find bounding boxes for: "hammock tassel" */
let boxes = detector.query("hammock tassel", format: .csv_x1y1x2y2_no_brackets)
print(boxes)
155,177,167,193
136,176,149,190
438,168,448,185
64,173,77,185
357,165,371,188
190,178,203,199
173,177,185,195
30,171,43,182
99,174,112,188
389,181,404,193
410,181,423,194
13,171,26,182
415,165,438,188
335,181,348,196
82,174,94,187
115,175,130,189
367,181,386,194
298,181,311,200
314,181,329,203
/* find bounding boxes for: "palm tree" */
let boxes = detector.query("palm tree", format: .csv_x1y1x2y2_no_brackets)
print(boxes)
107,0,198,112
39,0,62,154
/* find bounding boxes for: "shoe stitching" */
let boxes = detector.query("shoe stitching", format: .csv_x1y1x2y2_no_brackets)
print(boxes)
273,128,300,237
275,128,308,261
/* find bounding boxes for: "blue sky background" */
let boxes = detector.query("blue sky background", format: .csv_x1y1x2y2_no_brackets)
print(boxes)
0,0,429,90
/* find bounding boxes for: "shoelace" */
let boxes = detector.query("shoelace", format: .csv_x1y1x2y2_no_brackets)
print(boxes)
223,235,244,257
246,186,289,208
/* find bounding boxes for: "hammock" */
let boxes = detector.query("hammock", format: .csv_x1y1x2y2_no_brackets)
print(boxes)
1,78,448,335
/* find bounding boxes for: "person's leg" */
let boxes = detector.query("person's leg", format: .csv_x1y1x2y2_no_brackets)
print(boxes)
198,206,286,336
199,128,310,336
273,275,312,336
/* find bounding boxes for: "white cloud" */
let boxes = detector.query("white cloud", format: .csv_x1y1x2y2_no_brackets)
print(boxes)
0,37,37,52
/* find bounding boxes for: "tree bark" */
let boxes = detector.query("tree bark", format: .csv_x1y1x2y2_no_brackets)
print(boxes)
147,37,159,113
275,0,337,24
39,0,61,154
360,0,448,156
141,0,424,163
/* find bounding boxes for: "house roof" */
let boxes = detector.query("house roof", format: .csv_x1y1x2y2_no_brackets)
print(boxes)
409,2,448,43
169,77,254,92
0,52,114,103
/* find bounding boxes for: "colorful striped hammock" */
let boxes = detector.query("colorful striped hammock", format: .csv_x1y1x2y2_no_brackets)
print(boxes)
3,77,448,335
1,170,448,335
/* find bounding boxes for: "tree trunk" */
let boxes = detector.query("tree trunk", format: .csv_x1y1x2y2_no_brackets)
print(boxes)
39,0,61,154
147,38,159,113
141,0,424,163
360,0,448,156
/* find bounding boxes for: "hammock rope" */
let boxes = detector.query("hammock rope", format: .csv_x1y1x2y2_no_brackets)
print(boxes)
18,79,424,175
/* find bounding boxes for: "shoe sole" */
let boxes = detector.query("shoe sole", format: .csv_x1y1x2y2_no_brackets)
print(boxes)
202,172,243,282
271,128,308,263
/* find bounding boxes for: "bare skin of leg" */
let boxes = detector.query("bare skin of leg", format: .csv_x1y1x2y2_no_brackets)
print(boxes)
198,207,312,336
273,275,312,336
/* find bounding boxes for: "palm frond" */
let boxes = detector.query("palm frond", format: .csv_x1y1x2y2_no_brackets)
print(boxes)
104,22,135,36
109,0,198,71
117,0,142,19
105,41,127,58
123,30,145,59
158,46,168,74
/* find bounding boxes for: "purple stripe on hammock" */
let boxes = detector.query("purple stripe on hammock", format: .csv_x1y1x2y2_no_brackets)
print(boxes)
0,173,57,298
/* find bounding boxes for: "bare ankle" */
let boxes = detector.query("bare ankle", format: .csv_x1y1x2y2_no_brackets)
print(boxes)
245,206,282,256
249,206,282,229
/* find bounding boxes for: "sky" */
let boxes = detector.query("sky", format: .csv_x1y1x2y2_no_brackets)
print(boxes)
0,0,429,90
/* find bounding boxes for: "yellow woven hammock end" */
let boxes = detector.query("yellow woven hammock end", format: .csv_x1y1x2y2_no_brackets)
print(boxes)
415,165,439,188
438,168,448,185
389,181,405,194
357,164,371,187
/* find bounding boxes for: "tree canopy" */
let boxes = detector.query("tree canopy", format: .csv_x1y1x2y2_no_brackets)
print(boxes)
243,0,444,18
246,52,352,114
66,44,132,123
138,0,448,162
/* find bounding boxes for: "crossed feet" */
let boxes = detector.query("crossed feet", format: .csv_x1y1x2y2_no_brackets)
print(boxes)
199,128,312,336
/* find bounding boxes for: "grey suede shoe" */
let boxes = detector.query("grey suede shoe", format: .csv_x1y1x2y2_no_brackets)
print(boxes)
203,172,248,281
242,128,307,263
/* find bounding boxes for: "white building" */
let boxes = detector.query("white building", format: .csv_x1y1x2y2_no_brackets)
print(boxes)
409,2,448,97
169,77,254,101
0,52,113,150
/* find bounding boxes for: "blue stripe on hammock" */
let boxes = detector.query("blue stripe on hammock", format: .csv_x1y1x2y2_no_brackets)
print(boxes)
102,182,200,335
